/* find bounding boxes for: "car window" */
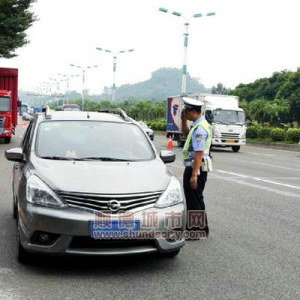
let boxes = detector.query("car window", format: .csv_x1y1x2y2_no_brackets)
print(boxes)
36,121,155,161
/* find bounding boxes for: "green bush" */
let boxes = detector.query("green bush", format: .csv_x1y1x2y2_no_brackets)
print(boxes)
285,128,300,142
246,126,258,138
158,120,166,131
150,120,166,131
257,127,272,139
270,128,285,142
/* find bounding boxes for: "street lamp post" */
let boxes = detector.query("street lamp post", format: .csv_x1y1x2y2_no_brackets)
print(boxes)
96,47,134,102
159,7,215,94
69,64,98,110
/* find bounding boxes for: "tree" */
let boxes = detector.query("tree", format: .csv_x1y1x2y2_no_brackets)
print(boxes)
264,98,290,125
0,0,37,58
211,83,228,95
248,99,268,123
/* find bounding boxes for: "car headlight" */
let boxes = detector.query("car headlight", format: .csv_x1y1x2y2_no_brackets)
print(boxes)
26,175,68,208
155,176,183,208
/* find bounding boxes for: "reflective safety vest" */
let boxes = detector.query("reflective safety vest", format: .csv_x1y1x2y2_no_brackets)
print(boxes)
183,119,212,162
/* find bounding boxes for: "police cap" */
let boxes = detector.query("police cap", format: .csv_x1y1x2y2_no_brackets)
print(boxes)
182,97,204,110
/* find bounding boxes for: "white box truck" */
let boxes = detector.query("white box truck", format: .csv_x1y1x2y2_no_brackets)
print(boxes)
166,93,246,152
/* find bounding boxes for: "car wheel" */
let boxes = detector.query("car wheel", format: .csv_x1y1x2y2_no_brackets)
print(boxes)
4,137,11,144
159,249,180,258
16,215,33,264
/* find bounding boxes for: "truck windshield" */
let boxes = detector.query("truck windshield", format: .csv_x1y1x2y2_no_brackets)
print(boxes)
213,109,245,124
0,97,10,112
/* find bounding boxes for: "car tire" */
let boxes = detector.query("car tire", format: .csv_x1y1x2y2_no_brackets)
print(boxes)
159,249,180,258
16,215,33,264
4,137,11,144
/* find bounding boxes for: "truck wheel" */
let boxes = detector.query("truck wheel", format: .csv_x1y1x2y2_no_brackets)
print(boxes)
4,137,11,144
177,140,185,147
232,146,240,152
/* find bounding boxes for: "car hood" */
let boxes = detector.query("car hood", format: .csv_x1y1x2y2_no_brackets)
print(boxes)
31,156,171,194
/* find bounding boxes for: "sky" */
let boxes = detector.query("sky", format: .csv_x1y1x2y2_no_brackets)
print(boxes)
1,0,300,96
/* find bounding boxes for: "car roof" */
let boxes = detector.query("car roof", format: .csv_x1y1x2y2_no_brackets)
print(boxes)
36,109,133,124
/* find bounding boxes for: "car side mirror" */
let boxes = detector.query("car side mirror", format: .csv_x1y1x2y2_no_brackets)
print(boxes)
160,150,175,164
5,147,24,162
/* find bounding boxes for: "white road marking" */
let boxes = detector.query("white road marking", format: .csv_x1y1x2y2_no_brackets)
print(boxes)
232,159,300,172
216,170,300,190
242,151,275,157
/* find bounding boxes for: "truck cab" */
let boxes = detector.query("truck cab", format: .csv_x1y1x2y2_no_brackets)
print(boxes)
167,93,246,152
0,68,19,144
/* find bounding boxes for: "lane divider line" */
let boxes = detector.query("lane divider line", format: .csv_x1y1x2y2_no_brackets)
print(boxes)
216,170,300,190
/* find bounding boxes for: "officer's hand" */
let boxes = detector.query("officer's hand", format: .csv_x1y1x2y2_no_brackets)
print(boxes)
181,109,187,121
190,174,198,189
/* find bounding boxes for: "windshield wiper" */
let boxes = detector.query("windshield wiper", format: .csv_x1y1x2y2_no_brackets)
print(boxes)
79,157,129,161
40,156,81,161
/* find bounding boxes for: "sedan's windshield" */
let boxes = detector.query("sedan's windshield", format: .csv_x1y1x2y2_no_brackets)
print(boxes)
36,121,155,161
0,97,10,112
212,109,245,125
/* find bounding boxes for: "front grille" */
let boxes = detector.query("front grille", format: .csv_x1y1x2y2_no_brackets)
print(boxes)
69,236,157,249
0,117,4,128
56,191,162,213
220,132,240,139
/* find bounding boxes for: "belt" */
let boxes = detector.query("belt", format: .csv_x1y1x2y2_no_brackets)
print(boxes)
183,158,206,167
183,161,193,167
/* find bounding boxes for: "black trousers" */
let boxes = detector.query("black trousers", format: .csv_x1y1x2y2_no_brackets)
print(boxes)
183,166,209,235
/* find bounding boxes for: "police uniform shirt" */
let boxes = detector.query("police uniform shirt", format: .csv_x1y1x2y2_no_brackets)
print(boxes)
190,116,209,158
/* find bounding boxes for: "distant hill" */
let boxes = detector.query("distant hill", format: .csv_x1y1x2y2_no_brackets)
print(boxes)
19,67,210,105
97,67,210,102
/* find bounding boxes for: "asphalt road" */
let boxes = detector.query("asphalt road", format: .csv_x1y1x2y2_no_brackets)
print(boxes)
0,124,300,300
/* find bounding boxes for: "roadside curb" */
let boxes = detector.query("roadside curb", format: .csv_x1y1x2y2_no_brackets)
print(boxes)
246,141,299,152
155,131,299,152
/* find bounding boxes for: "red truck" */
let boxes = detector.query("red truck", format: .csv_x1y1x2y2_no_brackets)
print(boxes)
0,68,19,144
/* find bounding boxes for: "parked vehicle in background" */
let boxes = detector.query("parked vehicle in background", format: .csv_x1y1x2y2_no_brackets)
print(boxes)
19,103,29,116
22,112,33,121
167,93,246,152
0,67,19,144
62,104,81,111
138,121,154,140
32,106,43,114
5,107,185,263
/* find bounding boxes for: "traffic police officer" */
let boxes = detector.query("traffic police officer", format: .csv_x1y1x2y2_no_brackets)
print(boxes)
181,97,212,237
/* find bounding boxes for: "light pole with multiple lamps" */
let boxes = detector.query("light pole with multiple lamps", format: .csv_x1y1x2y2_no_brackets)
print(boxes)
69,64,98,110
57,73,80,104
159,7,215,94
95,47,134,102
